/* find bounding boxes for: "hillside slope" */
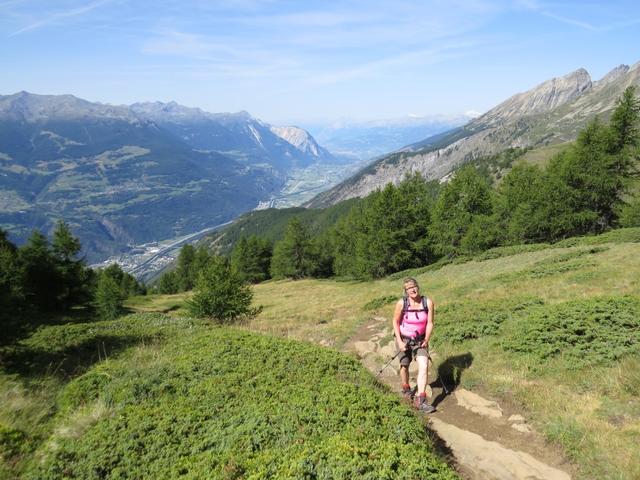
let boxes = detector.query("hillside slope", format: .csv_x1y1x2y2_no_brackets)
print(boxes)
0,315,457,479
0,93,337,261
243,228,640,479
309,62,640,207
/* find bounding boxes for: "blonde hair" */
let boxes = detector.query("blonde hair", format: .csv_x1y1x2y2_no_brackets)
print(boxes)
403,277,419,295
403,277,419,288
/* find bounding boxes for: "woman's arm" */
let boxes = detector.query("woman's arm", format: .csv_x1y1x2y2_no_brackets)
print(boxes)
393,299,406,350
422,297,435,347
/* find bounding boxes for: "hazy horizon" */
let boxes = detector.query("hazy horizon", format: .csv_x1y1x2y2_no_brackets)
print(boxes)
2,1,639,126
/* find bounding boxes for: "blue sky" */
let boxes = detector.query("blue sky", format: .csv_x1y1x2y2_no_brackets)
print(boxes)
1,0,639,126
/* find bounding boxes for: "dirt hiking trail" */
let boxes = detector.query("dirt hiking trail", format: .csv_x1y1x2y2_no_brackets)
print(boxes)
344,315,575,480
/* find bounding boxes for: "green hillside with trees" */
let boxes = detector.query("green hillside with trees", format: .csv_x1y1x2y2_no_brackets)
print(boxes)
1,87,639,479
154,86,640,290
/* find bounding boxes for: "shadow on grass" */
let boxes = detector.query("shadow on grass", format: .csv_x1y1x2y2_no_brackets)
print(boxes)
431,352,474,408
1,334,158,380
0,307,98,348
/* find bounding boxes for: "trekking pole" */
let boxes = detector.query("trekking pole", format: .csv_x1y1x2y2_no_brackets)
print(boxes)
426,348,449,395
376,349,403,377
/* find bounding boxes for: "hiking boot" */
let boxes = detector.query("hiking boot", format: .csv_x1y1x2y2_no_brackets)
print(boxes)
401,385,414,400
415,395,436,413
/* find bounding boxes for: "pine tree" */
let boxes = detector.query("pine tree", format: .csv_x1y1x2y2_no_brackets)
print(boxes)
186,256,256,323
0,230,25,341
18,230,59,310
430,166,493,256
494,163,548,244
51,221,92,309
95,271,125,320
231,235,272,283
270,218,316,279
157,270,179,294
609,85,640,153
175,244,197,291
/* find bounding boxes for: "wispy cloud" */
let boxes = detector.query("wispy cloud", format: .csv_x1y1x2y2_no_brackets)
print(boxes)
138,1,504,86
306,40,483,87
539,10,596,31
10,0,112,36
519,0,640,32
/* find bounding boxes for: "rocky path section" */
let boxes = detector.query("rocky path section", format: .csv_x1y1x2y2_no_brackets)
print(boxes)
345,316,574,480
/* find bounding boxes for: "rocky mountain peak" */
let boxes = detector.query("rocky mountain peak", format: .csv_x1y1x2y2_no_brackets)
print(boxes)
130,101,209,122
270,126,332,160
595,64,630,88
472,68,592,128
0,91,135,122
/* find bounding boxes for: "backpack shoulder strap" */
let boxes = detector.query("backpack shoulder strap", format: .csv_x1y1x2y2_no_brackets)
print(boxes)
421,295,428,311
400,296,408,327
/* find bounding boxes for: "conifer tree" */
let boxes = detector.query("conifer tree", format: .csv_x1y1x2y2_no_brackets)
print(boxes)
430,166,493,256
175,244,196,291
51,221,92,308
18,230,59,310
609,85,640,153
95,271,125,320
230,235,272,283
187,256,256,323
0,230,24,340
157,270,179,294
494,163,548,243
270,217,316,279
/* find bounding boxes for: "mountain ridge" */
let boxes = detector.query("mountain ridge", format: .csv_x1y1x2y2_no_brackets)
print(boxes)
307,61,640,208
0,92,335,261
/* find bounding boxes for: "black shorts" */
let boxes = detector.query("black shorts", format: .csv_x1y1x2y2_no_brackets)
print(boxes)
398,337,428,367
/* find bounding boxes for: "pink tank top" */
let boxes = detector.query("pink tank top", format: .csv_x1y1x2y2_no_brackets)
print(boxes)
400,298,428,338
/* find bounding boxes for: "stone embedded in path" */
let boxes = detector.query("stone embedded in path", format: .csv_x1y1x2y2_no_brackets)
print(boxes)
378,341,396,359
511,423,533,434
430,418,571,480
354,340,377,357
508,414,525,422
455,389,503,418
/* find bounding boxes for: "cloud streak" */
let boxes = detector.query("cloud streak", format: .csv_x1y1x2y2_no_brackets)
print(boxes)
519,0,640,32
10,0,112,36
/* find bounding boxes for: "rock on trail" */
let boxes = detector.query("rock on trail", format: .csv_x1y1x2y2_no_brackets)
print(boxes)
430,418,571,480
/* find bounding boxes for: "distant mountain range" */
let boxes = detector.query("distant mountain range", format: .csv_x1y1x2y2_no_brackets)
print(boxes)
0,93,336,261
308,61,640,207
308,114,475,160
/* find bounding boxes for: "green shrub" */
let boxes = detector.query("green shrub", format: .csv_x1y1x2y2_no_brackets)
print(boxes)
27,327,458,480
95,273,125,320
186,257,258,323
553,227,640,247
433,297,545,345
494,247,607,283
0,423,28,458
362,295,397,311
471,242,551,261
502,297,640,369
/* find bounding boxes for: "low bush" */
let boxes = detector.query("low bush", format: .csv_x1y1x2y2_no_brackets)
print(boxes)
501,296,640,369
553,227,640,247
471,242,551,261
362,295,397,311
493,247,607,283
26,324,458,479
435,297,544,345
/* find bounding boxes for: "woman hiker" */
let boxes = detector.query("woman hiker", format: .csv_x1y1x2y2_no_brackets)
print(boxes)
392,277,436,413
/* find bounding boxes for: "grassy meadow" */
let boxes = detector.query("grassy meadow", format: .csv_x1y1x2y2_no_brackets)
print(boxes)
241,228,640,479
129,228,640,478
2,228,639,479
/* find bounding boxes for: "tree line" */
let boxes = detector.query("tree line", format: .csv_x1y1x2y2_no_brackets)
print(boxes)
153,86,639,286
1,221,145,342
